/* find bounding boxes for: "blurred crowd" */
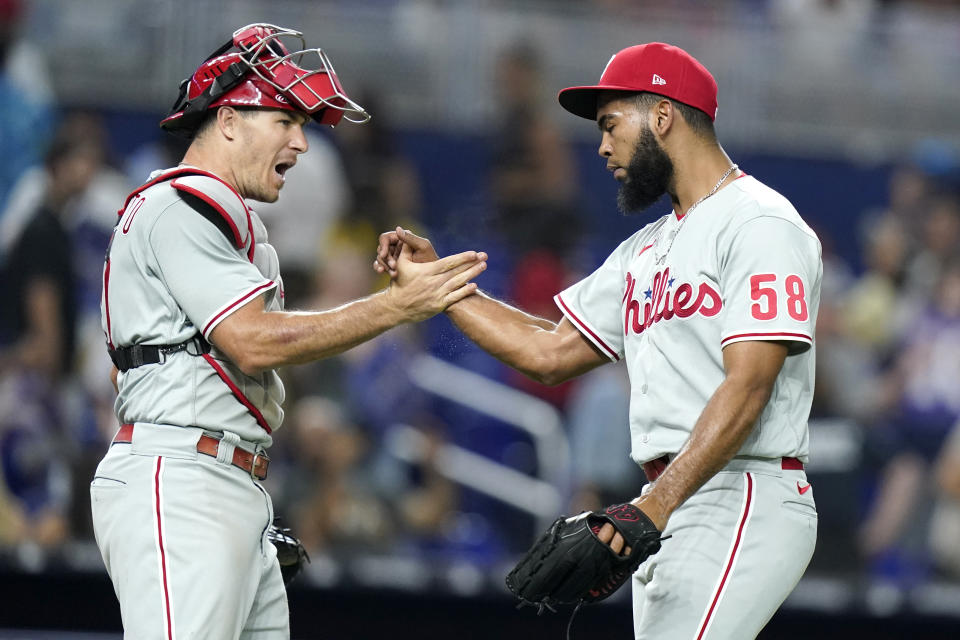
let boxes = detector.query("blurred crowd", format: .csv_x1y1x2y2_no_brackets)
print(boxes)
2,0,960,600
814,142,960,586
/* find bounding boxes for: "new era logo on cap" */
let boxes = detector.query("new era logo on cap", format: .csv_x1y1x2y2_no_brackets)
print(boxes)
557,42,719,122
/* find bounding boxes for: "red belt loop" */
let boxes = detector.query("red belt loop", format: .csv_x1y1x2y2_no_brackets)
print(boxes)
111,424,269,480
781,456,804,471
114,423,134,443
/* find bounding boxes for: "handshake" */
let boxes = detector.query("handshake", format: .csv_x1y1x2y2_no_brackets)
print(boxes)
372,226,486,323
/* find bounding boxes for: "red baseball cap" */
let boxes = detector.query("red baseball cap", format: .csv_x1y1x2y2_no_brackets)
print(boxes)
558,43,718,122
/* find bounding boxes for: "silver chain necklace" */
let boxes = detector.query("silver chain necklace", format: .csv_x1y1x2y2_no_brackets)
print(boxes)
654,164,738,265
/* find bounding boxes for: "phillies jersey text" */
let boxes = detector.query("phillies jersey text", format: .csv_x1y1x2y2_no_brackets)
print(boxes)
555,176,822,465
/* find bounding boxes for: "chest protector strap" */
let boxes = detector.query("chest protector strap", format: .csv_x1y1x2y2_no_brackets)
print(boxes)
114,167,255,261
107,168,256,369
109,335,211,372
169,173,255,260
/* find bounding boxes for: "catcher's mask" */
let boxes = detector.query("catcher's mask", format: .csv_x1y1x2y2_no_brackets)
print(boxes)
160,23,369,137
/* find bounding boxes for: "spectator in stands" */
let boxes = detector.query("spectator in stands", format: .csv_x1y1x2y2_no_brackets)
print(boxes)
487,42,583,408
566,364,646,511
124,131,190,187
880,162,935,246
0,0,54,219
372,417,461,551
4,112,128,543
281,396,393,554
824,217,912,424
488,41,580,257
279,395,459,557
903,192,960,305
0,118,105,377
809,233,877,420
859,259,960,580
857,140,956,259
334,90,424,245
929,419,960,578
843,215,911,363
0,117,106,552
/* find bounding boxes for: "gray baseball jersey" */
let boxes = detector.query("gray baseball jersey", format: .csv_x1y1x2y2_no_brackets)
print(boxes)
94,166,291,639
555,175,821,466
554,174,821,639
102,166,285,446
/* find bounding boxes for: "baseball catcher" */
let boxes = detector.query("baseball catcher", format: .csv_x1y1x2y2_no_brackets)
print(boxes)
92,21,488,639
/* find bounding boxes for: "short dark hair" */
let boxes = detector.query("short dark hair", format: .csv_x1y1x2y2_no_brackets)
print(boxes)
192,110,220,140
192,106,260,140
633,92,716,141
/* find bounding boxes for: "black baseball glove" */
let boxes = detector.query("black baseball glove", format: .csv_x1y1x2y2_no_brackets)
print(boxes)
267,517,310,586
506,502,665,612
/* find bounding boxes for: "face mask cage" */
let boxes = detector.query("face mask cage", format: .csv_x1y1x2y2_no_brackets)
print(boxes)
233,23,370,124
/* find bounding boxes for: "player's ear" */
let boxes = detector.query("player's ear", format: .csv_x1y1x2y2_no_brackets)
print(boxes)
651,99,674,137
217,106,240,141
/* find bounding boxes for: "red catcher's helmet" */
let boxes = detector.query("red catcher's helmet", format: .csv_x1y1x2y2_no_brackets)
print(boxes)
160,23,369,136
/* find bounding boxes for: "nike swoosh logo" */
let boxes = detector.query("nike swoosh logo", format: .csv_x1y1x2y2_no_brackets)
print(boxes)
797,481,811,495
638,242,655,257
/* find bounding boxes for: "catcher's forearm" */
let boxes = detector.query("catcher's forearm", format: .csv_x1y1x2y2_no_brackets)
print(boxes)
211,291,406,376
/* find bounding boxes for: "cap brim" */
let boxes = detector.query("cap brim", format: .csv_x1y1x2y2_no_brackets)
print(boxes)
558,84,641,121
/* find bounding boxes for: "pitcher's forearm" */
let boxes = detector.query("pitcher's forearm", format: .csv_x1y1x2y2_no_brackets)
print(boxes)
444,294,554,378
640,341,788,529
644,375,773,518
445,293,605,385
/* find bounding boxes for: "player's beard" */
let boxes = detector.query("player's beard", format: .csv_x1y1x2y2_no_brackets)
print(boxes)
617,123,674,215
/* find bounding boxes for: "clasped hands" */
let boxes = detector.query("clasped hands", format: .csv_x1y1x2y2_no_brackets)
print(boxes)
376,226,485,322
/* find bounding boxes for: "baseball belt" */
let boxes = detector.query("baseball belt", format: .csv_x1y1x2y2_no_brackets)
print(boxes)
642,455,803,482
112,423,269,480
